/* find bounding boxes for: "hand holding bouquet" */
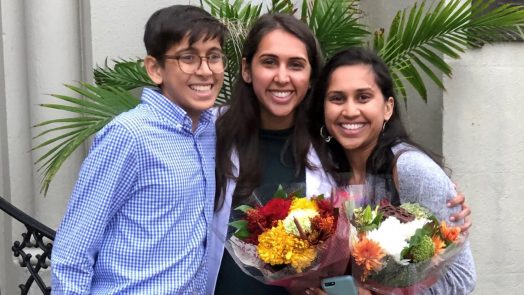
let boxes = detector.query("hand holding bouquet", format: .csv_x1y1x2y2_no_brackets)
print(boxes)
348,199,465,294
226,185,350,293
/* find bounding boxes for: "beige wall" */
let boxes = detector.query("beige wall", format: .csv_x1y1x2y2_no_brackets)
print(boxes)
360,0,444,154
0,0,8,290
363,1,524,293
1,0,522,294
85,0,181,71
0,0,187,293
443,43,524,294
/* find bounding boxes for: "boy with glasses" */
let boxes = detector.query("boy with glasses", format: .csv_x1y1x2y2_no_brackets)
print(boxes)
51,5,227,294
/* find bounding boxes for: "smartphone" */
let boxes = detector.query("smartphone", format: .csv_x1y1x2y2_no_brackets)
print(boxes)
321,275,358,295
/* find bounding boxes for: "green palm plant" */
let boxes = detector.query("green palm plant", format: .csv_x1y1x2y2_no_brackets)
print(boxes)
34,0,524,195
375,0,524,103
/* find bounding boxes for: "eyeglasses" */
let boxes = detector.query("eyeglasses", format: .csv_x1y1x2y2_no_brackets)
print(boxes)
164,53,228,74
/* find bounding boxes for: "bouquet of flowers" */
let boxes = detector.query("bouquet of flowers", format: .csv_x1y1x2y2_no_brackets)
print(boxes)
348,199,466,294
226,184,350,292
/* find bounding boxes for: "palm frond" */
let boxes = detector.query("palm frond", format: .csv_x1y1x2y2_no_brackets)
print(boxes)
303,0,369,59
268,0,296,15
34,84,139,195
201,0,264,105
217,18,252,105
378,0,524,102
94,58,154,90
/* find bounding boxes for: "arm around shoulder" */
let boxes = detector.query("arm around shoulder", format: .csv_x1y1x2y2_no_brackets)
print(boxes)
394,150,476,294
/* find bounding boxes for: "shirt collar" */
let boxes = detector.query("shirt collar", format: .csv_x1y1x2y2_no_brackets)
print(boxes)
141,88,213,128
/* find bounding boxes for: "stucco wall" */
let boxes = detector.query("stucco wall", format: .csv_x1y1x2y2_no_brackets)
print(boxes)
1,0,42,292
0,1,188,293
86,0,181,70
360,0,443,154
443,43,524,294
0,0,8,291
1,0,522,294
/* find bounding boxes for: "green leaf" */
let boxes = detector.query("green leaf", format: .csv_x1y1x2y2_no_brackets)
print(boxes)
373,29,385,52
268,0,295,14
306,0,369,59
233,228,251,239
229,220,250,239
33,83,139,195
229,219,248,229
234,205,253,213
362,205,373,223
408,228,431,247
371,211,384,227
273,184,287,199
94,59,154,90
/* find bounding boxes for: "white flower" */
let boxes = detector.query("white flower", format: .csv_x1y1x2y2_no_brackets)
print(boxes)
366,217,429,263
283,209,319,236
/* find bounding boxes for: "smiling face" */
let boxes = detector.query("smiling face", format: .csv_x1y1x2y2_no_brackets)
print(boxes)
324,64,394,159
242,29,312,130
145,35,224,124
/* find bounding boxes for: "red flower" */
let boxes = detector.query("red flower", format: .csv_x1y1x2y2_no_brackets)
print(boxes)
259,198,291,221
244,199,291,245
245,209,268,245
316,198,334,218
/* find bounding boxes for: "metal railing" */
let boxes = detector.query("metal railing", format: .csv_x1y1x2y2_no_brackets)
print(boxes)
0,196,54,295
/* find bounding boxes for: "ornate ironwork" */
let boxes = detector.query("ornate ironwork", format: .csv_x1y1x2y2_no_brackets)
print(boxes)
0,196,55,295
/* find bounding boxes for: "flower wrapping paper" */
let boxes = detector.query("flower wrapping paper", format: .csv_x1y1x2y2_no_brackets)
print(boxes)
225,184,351,293
346,195,467,295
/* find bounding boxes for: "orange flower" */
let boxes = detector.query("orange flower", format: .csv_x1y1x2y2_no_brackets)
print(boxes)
432,235,446,256
440,221,460,242
353,237,385,280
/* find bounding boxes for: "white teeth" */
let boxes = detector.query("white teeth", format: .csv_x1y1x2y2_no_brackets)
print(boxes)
271,91,292,98
190,85,212,92
341,123,365,130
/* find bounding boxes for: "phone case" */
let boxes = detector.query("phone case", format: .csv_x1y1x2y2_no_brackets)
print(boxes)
321,275,358,295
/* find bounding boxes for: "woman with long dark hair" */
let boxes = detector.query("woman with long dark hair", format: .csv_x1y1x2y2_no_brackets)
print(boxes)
211,13,327,294
308,47,476,293
207,14,472,294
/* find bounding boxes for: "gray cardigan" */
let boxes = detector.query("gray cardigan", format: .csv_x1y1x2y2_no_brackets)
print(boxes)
369,143,476,294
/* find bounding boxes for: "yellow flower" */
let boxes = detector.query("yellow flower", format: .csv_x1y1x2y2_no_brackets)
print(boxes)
257,221,317,272
290,198,319,212
290,246,317,272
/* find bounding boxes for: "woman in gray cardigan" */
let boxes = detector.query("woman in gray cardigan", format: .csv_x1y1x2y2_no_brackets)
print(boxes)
308,47,476,294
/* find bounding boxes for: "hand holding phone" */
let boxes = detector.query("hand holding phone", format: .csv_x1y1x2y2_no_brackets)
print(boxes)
321,275,358,295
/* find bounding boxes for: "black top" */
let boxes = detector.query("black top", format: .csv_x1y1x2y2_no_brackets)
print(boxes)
214,128,306,294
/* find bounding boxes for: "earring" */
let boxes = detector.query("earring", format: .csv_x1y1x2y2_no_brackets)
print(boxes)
320,126,332,143
382,120,388,132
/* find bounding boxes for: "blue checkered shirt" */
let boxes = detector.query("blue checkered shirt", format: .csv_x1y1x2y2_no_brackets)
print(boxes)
51,88,215,294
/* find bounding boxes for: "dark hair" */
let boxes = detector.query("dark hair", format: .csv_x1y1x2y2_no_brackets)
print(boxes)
143,5,227,64
215,13,323,208
309,47,442,183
